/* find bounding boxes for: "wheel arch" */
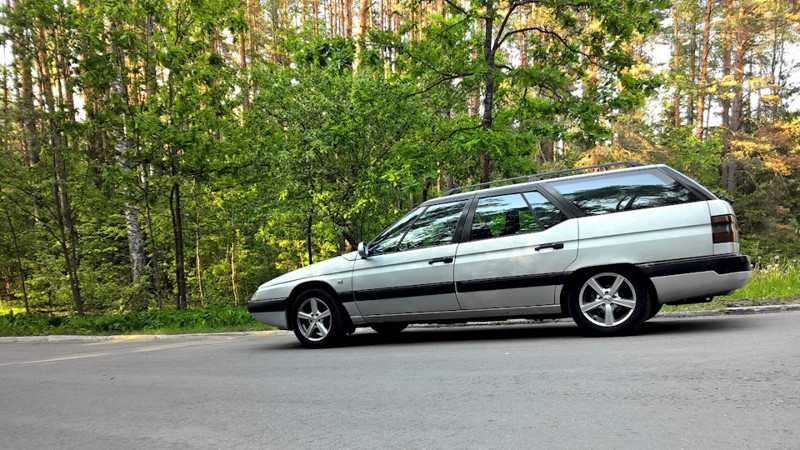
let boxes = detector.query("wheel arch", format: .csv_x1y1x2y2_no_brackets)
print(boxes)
559,263,658,312
285,280,352,331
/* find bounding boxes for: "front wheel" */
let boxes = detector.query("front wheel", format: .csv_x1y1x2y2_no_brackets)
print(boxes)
567,268,651,335
292,289,346,348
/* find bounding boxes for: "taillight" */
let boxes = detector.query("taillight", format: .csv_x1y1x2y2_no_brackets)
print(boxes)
711,214,738,243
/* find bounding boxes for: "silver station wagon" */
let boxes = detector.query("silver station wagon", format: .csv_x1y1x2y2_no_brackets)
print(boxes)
248,162,752,347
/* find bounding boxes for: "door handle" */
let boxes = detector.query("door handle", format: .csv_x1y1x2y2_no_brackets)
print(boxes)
535,242,564,251
428,257,454,265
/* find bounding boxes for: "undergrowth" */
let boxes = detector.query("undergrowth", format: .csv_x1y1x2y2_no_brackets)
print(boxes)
0,305,274,336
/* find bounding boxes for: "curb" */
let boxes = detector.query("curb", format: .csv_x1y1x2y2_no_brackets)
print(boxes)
0,329,292,343
2,305,799,343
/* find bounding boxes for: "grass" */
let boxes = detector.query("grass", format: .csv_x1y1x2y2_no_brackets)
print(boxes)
0,305,274,337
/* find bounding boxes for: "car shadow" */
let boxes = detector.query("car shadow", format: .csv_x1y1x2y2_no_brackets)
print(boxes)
256,315,753,350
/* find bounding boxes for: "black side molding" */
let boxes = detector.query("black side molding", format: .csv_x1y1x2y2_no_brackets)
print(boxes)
456,272,568,293
247,300,286,313
637,254,751,277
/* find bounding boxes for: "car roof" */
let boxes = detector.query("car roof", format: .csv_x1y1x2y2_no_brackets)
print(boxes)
419,164,668,206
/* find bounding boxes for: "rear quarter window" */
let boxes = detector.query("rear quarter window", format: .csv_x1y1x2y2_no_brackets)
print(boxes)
548,170,701,216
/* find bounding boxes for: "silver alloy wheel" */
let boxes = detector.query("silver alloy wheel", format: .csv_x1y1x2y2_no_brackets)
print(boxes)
577,272,637,327
295,297,332,342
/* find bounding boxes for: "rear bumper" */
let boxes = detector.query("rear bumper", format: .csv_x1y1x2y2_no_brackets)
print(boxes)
637,254,752,304
247,300,289,329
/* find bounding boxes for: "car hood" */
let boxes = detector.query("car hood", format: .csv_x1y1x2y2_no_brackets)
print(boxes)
261,251,358,288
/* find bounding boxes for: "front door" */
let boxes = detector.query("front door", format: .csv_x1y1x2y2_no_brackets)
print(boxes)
352,200,467,318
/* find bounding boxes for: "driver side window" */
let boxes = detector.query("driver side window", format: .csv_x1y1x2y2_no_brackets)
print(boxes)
369,208,423,255
397,201,467,251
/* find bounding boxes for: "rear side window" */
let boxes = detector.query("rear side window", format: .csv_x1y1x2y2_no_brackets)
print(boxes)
470,193,565,242
548,171,701,216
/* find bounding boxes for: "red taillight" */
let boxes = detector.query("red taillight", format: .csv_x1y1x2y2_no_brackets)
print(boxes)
711,214,738,243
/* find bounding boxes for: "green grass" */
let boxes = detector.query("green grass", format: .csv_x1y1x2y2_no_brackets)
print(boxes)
0,307,28,315
0,305,274,337
723,259,800,300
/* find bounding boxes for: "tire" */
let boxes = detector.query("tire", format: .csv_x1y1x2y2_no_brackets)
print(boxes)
291,289,346,348
370,323,408,334
567,268,651,335
647,303,663,320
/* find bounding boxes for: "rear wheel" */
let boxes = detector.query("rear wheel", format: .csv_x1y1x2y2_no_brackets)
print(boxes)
292,289,346,348
647,303,663,320
567,268,651,335
370,323,408,334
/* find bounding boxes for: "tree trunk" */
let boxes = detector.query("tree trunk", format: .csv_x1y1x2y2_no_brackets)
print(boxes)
11,0,38,168
53,147,83,316
111,19,148,311
695,0,713,139
687,12,697,125
239,0,250,117
37,29,83,315
142,175,164,309
306,214,313,265
480,0,495,184
354,0,372,72
672,0,681,129
170,182,187,310
723,5,746,195
518,8,527,68
193,183,204,304
2,203,29,314
230,242,239,306
345,0,353,36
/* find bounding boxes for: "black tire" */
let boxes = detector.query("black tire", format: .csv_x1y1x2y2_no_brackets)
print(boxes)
647,303,663,320
370,323,408,334
567,268,651,335
291,289,346,348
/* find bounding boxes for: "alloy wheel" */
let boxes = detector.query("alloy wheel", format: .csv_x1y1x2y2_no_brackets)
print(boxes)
577,272,637,327
295,297,332,342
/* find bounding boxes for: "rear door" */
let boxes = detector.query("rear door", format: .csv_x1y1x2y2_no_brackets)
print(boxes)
454,191,578,309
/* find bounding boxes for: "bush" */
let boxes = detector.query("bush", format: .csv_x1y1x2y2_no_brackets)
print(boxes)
0,305,273,336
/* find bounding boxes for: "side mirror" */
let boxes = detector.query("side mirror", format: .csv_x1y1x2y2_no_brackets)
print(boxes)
357,242,369,259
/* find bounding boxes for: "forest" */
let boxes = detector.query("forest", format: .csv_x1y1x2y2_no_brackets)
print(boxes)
0,0,798,317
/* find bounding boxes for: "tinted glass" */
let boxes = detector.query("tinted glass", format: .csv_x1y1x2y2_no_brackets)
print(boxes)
397,201,467,251
369,208,423,255
523,192,566,229
549,171,701,216
470,194,542,241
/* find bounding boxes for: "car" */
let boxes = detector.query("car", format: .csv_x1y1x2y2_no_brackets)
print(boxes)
248,161,752,347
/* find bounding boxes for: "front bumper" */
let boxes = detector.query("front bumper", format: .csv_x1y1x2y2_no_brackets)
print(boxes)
247,300,289,329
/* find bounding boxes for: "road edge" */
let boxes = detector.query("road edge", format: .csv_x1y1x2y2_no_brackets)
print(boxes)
2,304,799,343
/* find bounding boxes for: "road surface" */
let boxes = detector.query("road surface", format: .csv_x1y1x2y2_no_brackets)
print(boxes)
2,312,799,449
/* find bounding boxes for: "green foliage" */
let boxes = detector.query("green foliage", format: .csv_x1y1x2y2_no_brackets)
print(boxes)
0,306,272,336
1,0,798,328
724,258,800,300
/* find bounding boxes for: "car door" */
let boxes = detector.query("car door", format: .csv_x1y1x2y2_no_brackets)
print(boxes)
454,191,578,309
352,200,468,317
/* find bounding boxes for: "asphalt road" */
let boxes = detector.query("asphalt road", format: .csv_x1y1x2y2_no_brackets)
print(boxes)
2,312,800,449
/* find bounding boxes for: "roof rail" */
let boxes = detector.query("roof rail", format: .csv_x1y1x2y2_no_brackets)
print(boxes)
442,161,645,196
